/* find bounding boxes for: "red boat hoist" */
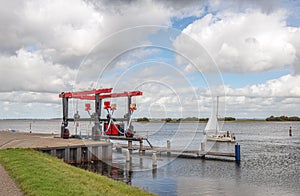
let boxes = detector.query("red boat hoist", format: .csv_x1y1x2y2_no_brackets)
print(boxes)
59,88,142,139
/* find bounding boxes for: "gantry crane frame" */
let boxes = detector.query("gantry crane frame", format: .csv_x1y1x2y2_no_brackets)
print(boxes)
59,88,142,139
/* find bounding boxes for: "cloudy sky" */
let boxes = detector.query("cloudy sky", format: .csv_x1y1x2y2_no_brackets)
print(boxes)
0,0,300,119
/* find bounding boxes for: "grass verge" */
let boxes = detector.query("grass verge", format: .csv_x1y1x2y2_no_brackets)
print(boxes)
0,148,154,196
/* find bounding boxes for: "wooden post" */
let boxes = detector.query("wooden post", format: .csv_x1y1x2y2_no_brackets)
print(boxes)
128,140,133,154
139,140,143,155
152,152,157,177
201,142,206,151
126,150,130,162
152,152,157,168
167,140,171,157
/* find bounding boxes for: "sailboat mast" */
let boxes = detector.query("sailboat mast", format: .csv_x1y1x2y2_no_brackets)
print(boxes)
216,96,219,133
216,96,219,120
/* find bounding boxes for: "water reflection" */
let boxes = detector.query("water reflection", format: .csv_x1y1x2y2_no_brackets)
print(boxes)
152,167,157,178
74,161,133,184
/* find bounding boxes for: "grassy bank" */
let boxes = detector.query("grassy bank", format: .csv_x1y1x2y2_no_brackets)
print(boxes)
0,148,154,196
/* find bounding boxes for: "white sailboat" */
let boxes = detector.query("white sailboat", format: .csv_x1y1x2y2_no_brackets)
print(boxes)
204,96,235,143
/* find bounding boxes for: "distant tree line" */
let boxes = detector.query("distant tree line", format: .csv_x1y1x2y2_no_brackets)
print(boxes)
219,117,236,121
163,117,236,123
266,116,300,121
135,117,237,123
136,117,150,122
136,116,300,122
164,118,181,123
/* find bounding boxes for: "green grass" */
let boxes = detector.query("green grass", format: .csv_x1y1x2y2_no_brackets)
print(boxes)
0,148,154,196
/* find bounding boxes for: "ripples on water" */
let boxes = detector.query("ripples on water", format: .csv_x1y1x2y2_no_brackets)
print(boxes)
0,120,299,195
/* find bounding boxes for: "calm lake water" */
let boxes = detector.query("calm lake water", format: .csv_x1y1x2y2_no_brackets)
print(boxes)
1,119,299,196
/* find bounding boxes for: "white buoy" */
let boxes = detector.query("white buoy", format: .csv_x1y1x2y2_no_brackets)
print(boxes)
126,149,130,162
152,152,157,167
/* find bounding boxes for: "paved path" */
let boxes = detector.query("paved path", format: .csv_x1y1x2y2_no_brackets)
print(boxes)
0,164,23,196
0,131,113,196
0,131,107,149
0,131,109,196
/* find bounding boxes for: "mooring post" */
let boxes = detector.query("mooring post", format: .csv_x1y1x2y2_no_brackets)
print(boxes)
128,140,133,154
152,152,157,168
139,140,143,155
201,141,206,152
235,143,241,162
167,140,171,157
126,149,130,162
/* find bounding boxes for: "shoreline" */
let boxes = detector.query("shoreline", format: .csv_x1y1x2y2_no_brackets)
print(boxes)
0,149,154,196
133,119,300,123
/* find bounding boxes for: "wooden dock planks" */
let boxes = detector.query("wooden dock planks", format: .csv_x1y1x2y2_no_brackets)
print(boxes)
114,143,235,158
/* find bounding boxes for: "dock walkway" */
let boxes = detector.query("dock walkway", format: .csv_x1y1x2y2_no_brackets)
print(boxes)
0,131,113,163
0,131,106,149
114,143,236,158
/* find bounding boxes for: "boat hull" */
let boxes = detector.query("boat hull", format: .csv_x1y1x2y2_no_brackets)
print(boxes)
207,134,236,143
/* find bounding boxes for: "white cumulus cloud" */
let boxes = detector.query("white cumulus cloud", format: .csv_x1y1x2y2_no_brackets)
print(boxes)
174,10,300,73
0,49,75,92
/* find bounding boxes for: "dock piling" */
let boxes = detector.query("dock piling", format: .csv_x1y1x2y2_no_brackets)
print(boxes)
235,143,241,162
139,140,143,155
128,140,133,154
201,142,206,151
152,152,157,168
126,150,130,162
167,140,171,157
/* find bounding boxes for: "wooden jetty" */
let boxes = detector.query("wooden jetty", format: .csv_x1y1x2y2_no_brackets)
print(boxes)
0,131,240,163
0,131,112,164
114,143,235,158
111,137,240,162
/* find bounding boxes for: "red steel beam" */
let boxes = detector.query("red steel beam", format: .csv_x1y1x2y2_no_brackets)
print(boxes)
59,91,142,100
69,95,95,100
59,88,112,98
72,88,112,95
100,91,143,99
